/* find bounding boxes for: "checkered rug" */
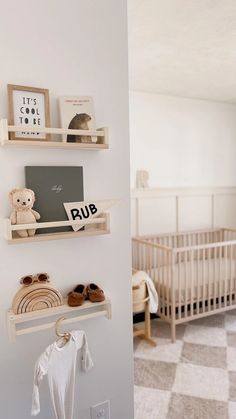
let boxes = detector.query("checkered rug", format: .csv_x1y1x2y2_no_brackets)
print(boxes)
134,310,236,419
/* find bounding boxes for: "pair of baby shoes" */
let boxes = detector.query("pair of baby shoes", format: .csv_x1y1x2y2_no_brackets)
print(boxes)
67,283,105,307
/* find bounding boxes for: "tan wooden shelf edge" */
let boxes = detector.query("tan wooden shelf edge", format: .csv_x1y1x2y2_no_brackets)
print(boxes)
7,298,112,342
4,213,110,244
0,119,109,150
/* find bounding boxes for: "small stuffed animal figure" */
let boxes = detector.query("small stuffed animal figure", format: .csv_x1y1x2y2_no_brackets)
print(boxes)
136,170,149,189
9,188,40,238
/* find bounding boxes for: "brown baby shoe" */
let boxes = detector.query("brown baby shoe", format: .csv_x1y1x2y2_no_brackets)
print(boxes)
86,283,105,303
67,284,87,307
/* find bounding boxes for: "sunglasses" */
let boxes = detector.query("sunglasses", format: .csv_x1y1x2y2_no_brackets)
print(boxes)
20,273,50,286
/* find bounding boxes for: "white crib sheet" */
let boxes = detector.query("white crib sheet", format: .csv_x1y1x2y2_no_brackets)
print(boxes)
148,257,236,303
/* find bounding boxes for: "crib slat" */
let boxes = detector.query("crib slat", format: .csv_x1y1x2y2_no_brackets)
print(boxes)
233,243,236,304
166,248,170,319
178,252,181,320
155,247,160,315
135,241,138,270
208,247,211,312
203,232,205,245
224,245,227,309
202,248,206,313
213,246,217,311
219,245,222,309
142,243,145,271
162,248,166,316
161,247,165,317
160,247,164,316
207,232,210,245
184,241,188,319
160,243,164,316
196,232,199,246
132,242,135,270
234,245,236,305
136,241,139,270
197,248,200,315
140,243,143,271
188,234,191,252
190,250,194,317
145,244,148,274
171,251,176,342
230,245,233,306
234,246,236,305
138,243,141,270
138,243,141,271
148,244,152,277
151,244,154,279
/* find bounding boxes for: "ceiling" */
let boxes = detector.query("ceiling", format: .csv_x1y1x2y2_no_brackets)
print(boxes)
128,0,236,102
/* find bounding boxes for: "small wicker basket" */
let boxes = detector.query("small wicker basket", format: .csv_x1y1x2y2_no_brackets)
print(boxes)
132,280,148,313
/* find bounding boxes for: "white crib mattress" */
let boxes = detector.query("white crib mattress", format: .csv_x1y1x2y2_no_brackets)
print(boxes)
148,257,236,303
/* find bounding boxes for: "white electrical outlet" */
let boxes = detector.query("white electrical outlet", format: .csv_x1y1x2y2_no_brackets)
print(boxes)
90,400,110,419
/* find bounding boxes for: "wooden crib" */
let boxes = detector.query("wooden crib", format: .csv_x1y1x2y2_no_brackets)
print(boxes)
132,228,236,342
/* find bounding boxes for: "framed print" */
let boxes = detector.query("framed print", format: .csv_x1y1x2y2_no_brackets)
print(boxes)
7,84,51,141
59,96,96,143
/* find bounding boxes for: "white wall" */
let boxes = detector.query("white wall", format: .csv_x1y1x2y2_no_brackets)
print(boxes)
130,91,236,188
131,187,236,236
0,2,133,419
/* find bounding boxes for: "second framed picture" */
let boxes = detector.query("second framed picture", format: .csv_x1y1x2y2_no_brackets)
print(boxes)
7,84,51,141
59,96,96,143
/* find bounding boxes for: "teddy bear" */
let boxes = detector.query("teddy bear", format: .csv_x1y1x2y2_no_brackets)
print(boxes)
9,188,40,238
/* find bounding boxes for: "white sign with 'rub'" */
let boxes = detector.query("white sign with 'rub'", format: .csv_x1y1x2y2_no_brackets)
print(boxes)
63,200,117,231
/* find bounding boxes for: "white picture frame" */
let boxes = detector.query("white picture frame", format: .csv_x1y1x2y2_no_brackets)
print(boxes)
7,84,50,141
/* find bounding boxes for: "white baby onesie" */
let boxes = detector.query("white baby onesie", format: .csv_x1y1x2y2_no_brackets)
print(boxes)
31,330,93,419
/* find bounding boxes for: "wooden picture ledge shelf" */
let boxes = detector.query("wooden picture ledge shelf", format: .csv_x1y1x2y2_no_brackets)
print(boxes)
4,213,110,244
7,298,112,342
0,119,109,150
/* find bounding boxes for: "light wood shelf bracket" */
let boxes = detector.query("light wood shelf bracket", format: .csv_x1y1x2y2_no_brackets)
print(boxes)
0,119,109,150
7,298,112,342
4,213,110,244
